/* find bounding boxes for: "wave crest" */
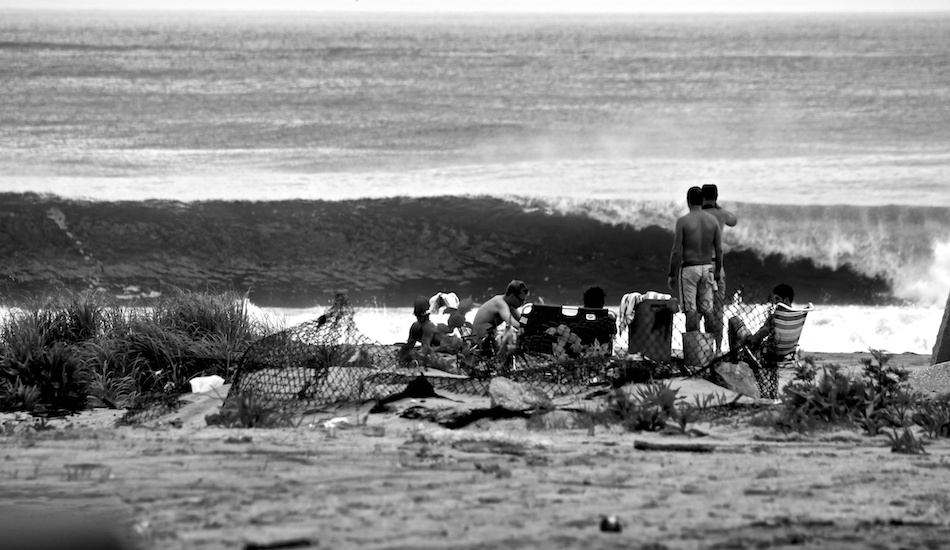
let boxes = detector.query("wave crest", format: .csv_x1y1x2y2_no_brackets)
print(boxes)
512,196,950,306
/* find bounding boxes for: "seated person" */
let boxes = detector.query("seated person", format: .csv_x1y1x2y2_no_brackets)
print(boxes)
471,279,529,356
728,283,795,363
583,286,607,309
398,296,445,362
581,285,617,344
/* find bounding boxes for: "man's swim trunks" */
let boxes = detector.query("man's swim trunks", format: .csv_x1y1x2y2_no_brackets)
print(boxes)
676,264,715,317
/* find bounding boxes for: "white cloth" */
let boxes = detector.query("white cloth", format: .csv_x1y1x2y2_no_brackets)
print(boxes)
188,375,225,394
428,291,460,315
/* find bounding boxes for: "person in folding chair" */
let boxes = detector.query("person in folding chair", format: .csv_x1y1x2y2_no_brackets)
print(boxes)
727,283,813,396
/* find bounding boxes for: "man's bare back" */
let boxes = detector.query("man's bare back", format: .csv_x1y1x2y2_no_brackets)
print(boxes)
675,209,721,269
669,187,722,333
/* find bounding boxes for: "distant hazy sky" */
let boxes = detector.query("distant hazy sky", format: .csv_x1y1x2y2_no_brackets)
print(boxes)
2,0,949,12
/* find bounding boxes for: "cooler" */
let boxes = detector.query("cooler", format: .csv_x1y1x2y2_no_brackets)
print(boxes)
627,298,677,363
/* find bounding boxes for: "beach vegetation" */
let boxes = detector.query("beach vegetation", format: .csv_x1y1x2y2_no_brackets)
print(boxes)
205,391,296,429
594,381,685,432
912,393,950,438
773,349,929,436
886,427,927,455
0,289,274,414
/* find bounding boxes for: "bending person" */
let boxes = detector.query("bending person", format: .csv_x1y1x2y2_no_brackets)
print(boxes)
471,279,530,356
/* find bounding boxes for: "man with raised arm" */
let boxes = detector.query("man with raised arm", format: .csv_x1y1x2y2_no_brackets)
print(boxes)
668,187,722,333
702,183,738,353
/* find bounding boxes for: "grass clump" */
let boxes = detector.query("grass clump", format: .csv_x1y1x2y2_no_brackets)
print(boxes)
205,391,296,428
0,289,274,415
591,381,688,432
886,427,927,455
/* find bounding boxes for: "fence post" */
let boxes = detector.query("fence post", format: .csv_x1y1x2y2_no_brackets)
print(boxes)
934,290,950,366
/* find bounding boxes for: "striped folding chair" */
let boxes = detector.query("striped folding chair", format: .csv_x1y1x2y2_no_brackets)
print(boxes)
744,302,814,398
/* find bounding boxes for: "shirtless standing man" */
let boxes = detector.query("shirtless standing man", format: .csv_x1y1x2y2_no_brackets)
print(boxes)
702,184,738,352
668,187,722,333
471,279,529,353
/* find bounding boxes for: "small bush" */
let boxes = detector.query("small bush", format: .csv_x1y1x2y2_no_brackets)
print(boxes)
205,391,296,428
913,393,950,438
596,381,684,432
8,343,90,414
886,428,926,455
0,377,42,412
774,350,916,434
47,290,107,344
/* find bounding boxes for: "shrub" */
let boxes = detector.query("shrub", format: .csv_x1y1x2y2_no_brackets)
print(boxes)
596,381,684,432
0,289,274,413
205,391,296,428
774,350,916,434
913,393,950,438
886,428,926,454
0,377,42,412
0,342,90,414
46,290,107,344
151,289,256,343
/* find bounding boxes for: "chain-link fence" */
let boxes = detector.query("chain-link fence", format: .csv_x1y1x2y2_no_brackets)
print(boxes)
224,293,792,412
111,296,802,422
116,291,797,423
621,297,782,398
227,296,618,408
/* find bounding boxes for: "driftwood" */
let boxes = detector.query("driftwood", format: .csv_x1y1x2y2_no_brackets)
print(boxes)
244,538,314,550
633,440,716,453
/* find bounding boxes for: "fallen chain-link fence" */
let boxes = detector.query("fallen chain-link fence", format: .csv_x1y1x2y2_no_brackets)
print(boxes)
122,293,793,423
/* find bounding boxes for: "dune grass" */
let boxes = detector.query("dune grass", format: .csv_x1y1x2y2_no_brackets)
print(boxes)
0,289,277,414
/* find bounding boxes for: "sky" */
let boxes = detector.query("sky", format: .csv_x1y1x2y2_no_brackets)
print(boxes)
2,0,949,13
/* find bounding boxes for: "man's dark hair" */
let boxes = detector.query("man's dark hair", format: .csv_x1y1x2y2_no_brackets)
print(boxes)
506,279,529,297
702,184,718,201
773,283,795,303
583,286,606,308
687,186,704,206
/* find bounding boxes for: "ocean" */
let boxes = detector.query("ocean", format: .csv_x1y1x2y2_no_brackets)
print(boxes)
1,10,948,354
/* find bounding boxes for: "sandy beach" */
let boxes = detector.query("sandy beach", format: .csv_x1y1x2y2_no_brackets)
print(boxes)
2,351,947,550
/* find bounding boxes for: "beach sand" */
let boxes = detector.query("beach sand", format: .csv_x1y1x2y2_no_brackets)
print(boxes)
1,351,948,550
